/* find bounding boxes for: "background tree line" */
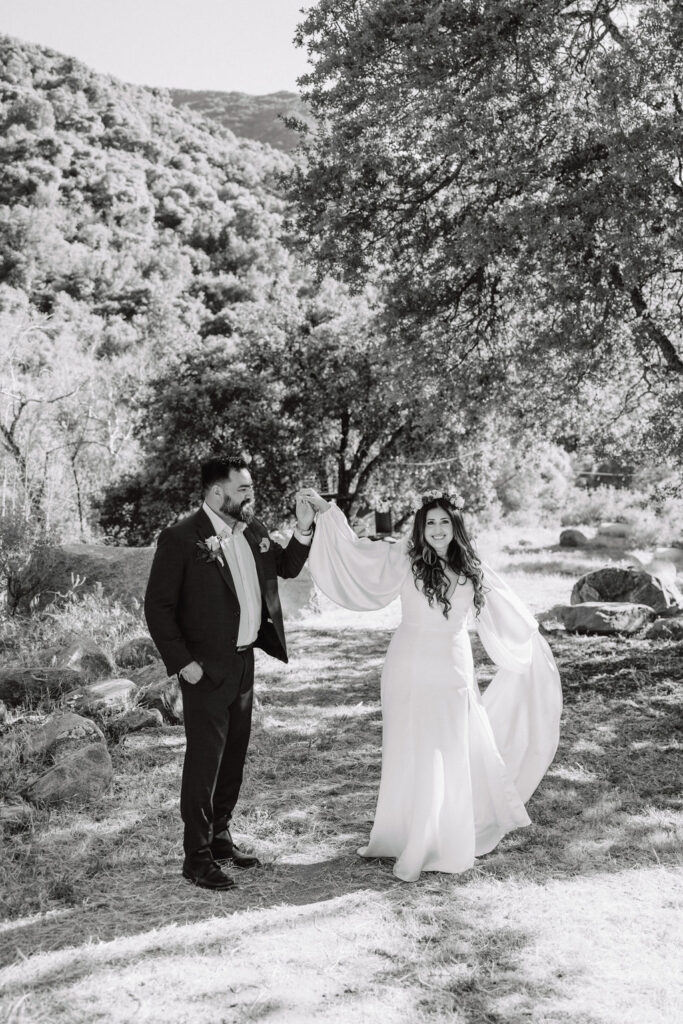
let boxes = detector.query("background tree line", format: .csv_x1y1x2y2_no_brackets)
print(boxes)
1,4,681,552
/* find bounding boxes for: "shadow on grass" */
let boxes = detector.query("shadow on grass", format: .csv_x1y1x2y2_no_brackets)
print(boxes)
1,625,681,1024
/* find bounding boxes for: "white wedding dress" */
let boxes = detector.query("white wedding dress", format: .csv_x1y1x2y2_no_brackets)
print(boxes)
309,505,562,882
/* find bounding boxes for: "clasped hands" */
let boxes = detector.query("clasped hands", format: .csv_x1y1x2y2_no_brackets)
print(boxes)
294,487,330,532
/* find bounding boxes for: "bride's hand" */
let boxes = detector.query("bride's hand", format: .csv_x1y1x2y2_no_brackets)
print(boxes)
296,488,331,514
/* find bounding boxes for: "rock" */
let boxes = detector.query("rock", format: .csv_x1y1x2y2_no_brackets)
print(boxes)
130,660,166,688
0,799,33,830
571,567,683,616
537,604,568,624
597,521,633,538
23,743,113,806
21,711,104,762
36,543,155,609
51,638,114,682
644,617,683,641
117,707,163,733
114,636,158,669
560,602,656,635
0,667,83,708
133,664,183,724
0,700,7,725
86,678,137,708
559,528,589,548
589,533,633,549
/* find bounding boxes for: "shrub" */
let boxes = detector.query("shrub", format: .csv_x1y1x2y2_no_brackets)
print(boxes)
0,509,62,616
561,485,683,546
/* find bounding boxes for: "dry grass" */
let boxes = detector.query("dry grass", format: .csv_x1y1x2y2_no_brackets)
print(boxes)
0,533,682,1023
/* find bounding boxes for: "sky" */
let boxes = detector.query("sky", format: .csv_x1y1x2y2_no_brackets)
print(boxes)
0,0,314,94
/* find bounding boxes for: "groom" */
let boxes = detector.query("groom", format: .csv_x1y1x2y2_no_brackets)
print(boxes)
144,455,316,890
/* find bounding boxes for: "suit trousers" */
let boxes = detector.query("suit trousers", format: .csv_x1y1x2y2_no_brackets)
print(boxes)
179,649,255,858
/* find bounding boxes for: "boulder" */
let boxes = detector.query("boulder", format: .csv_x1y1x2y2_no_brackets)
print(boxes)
85,677,137,708
23,743,113,806
0,667,83,708
644,617,683,641
561,602,656,635
133,663,183,724
571,567,683,616
37,543,155,609
130,660,166,688
114,636,158,669
51,638,114,682
0,700,7,725
117,706,163,733
0,799,33,830
20,711,104,762
589,533,633,550
537,604,568,624
597,521,633,538
559,528,589,548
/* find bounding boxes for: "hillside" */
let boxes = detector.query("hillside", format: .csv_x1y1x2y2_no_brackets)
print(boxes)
0,34,300,536
169,89,313,153
0,34,292,339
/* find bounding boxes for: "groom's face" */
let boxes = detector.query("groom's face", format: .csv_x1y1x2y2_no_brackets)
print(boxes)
216,469,255,523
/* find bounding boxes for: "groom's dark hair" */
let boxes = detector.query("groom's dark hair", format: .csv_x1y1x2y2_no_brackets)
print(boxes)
201,454,251,493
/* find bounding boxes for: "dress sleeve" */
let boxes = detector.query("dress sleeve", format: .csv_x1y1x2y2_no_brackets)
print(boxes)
309,504,410,610
473,560,563,803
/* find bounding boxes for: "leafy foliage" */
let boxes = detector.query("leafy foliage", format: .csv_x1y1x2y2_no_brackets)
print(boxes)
0,508,62,615
290,1,683,460
0,35,293,534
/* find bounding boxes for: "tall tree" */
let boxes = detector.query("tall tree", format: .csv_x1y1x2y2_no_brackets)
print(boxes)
290,1,683,458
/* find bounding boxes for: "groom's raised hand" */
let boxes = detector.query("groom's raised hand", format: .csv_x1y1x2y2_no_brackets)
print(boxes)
296,488,330,515
294,488,329,534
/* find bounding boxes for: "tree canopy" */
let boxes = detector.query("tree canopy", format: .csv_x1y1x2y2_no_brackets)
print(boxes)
290,1,683,460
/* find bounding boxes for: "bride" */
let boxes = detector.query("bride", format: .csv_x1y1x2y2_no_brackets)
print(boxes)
301,488,562,883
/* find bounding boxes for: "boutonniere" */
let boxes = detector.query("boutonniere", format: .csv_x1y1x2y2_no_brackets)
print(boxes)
196,536,225,566
259,537,271,553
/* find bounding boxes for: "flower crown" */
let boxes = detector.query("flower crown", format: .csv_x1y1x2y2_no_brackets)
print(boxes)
414,489,466,513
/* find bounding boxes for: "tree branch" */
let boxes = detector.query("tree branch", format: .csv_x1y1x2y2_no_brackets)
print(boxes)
609,263,683,373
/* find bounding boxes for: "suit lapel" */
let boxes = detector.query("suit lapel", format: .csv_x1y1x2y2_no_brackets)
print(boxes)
196,508,238,600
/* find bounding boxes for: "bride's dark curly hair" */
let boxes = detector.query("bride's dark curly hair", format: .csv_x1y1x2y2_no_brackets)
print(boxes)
408,496,486,618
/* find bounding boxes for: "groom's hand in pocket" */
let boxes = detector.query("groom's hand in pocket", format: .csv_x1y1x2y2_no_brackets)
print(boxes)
180,661,203,685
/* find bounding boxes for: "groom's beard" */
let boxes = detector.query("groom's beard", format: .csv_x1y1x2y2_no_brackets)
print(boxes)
221,496,255,524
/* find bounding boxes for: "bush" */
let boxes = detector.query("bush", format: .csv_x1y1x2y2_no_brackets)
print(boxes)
494,442,574,518
0,509,62,616
561,485,683,546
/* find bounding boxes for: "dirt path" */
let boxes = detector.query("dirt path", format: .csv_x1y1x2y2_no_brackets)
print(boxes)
1,622,681,1023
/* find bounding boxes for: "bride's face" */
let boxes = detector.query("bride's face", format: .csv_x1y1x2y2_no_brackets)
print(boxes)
424,509,454,557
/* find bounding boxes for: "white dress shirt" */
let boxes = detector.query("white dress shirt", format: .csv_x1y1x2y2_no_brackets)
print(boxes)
202,502,262,647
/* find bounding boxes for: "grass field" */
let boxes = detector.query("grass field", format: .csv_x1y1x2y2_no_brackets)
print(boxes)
0,533,682,1023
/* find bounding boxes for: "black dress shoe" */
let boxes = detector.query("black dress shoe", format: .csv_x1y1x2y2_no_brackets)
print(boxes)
182,856,236,890
210,833,261,869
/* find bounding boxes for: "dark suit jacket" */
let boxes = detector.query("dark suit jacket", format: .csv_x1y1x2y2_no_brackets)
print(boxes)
144,508,310,696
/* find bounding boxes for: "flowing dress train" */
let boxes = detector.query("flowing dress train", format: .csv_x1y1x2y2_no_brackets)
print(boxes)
308,505,562,882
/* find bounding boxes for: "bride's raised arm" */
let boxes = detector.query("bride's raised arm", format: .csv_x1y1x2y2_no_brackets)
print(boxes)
309,504,410,611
